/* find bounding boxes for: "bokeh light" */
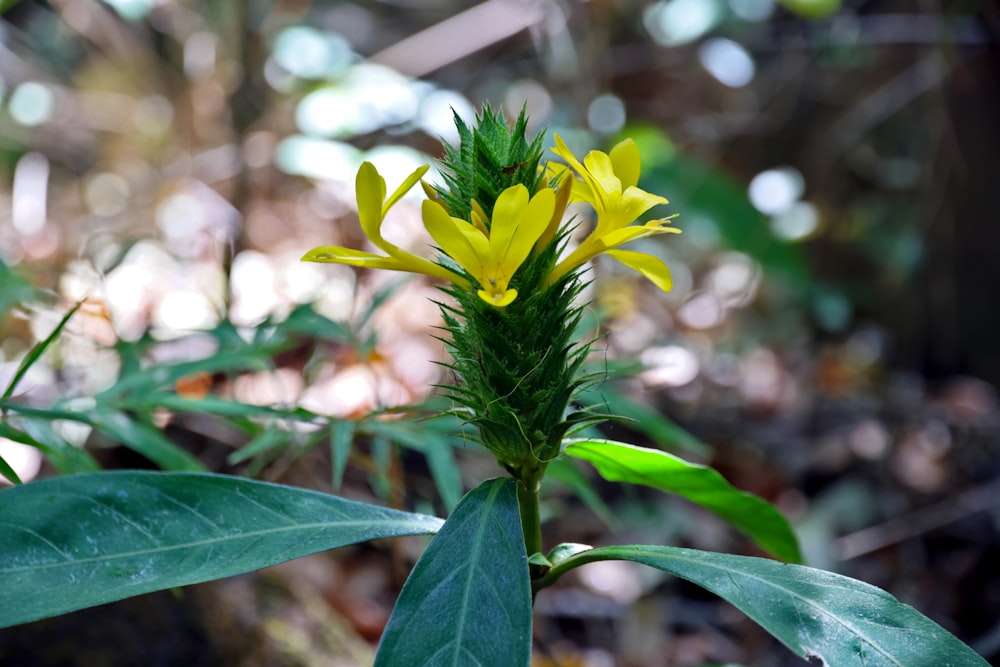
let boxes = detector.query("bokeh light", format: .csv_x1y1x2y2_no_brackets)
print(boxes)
8,82,54,127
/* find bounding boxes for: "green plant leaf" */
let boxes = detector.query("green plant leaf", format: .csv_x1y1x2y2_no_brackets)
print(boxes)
0,451,21,484
330,420,355,490
227,425,292,465
538,545,988,667
545,458,617,529
0,471,444,628
6,415,101,474
564,439,802,563
576,386,711,457
98,349,271,399
375,478,531,667
87,411,205,472
3,299,83,401
364,419,464,511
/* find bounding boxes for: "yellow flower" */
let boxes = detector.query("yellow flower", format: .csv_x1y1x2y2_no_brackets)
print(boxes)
302,161,469,288
422,185,556,307
546,134,680,290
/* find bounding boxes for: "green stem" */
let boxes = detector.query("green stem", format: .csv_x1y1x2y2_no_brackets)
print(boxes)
515,469,543,560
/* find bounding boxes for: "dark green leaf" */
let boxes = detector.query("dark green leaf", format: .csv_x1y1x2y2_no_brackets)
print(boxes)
0,471,443,628
375,478,531,667
564,439,801,563
541,545,988,667
0,451,21,484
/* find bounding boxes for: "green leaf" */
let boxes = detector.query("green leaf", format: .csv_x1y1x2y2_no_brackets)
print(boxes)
540,545,988,667
576,386,711,457
564,439,802,563
7,416,101,474
330,420,355,490
364,419,464,511
375,478,531,667
142,394,314,421
98,349,270,399
227,425,292,465
88,411,205,472
0,471,444,628
0,451,21,484
545,458,618,529
3,299,83,401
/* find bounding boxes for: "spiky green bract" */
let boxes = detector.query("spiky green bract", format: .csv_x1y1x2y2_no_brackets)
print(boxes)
437,250,593,474
436,105,546,220
431,107,603,476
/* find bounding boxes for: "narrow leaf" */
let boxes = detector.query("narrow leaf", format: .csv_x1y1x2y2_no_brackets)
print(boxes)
3,299,83,401
564,439,801,563
330,420,355,490
364,420,464,511
375,478,531,667
0,452,21,484
227,426,291,465
11,416,101,474
543,545,989,667
576,387,710,456
545,458,617,529
0,471,443,628
99,349,270,398
88,412,205,472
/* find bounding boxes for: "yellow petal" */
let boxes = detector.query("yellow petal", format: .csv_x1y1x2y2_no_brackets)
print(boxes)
422,200,491,281
535,173,573,253
605,248,673,292
470,199,490,237
552,134,606,211
477,287,518,307
302,245,407,271
609,138,641,190
355,162,387,244
490,186,555,285
581,150,623,201
599,219,682,249
383,164,431,214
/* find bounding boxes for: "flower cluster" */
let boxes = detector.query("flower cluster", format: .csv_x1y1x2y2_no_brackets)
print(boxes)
302,134,679,308
303,109,678,473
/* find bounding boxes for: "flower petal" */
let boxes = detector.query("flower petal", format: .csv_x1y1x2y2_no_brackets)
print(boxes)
489,186,554,280
477,287,518,307
605,248,673,292
422,200,491,282
302,245,409,271
599,220,682,249
581,150,623,200
355,162,388,245
609,138,641,190
535,173,573,253
384,164,431,214
552,134,606,211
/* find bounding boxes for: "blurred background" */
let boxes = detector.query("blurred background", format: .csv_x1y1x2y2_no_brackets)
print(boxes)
0,0,998,665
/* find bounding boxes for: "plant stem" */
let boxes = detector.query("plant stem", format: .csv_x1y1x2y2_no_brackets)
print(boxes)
516,468,544,559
